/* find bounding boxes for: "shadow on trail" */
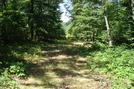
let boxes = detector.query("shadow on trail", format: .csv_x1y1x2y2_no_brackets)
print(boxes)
25,58,82,88
42,44,94,57
22,43,95,88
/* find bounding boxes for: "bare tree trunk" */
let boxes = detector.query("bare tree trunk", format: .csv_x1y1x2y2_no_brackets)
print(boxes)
28,0,34,40
104,15,113,46
131,0,134,20
102,0,113,46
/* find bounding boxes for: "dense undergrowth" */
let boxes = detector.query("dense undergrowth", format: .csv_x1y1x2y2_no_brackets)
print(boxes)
0,41,45,89
0,40,73,89
86,43,134,89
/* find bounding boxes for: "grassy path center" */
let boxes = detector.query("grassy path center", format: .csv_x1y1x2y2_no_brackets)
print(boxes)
19,41,109,89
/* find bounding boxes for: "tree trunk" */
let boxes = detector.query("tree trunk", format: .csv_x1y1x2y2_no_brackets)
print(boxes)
1,0,7,45
104,15,113,46
30,0,34,40
132,0,134,20
102,0,113,46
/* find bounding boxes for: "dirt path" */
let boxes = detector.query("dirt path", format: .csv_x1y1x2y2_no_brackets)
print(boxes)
19,42,110,89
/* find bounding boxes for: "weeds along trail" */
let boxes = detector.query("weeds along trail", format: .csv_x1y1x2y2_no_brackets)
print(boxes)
19,42,110,89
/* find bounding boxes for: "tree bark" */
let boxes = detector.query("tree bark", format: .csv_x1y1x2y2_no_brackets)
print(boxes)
1,0,7,45
104,15,113,46
132,0,134,20
102,0,113,46
29,0,34,40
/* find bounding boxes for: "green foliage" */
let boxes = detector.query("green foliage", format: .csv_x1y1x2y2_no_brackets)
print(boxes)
0,42,42,67
106,1,133,44
68,0,133,45
0,0,65,45
28,46,42,55
0,62,27,89
9,62,26,77
86,45,134,88
68,2,103,42
0,41,46,89
0,69,18,89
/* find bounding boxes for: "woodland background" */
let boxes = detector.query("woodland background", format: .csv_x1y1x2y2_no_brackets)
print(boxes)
0,0,134,89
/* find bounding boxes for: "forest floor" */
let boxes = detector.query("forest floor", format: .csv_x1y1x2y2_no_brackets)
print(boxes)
18,41,110,89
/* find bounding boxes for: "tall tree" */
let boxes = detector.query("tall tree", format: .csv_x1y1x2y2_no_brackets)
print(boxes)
103,0,113,46
68,1,103,41
0,0,65,45
68,0,133,45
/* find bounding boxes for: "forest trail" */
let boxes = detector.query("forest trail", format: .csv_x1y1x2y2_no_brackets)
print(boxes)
19,41,109,89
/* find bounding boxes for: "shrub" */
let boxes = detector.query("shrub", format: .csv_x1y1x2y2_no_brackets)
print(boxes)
0,68,18,89
86,45,134,88
0,62,27,89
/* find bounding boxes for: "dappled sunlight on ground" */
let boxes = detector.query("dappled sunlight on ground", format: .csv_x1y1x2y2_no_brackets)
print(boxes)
18,42,110,89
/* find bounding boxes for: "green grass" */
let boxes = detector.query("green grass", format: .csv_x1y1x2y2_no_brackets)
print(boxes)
1,40,134,89
86,44,134,88
0,41,46,89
